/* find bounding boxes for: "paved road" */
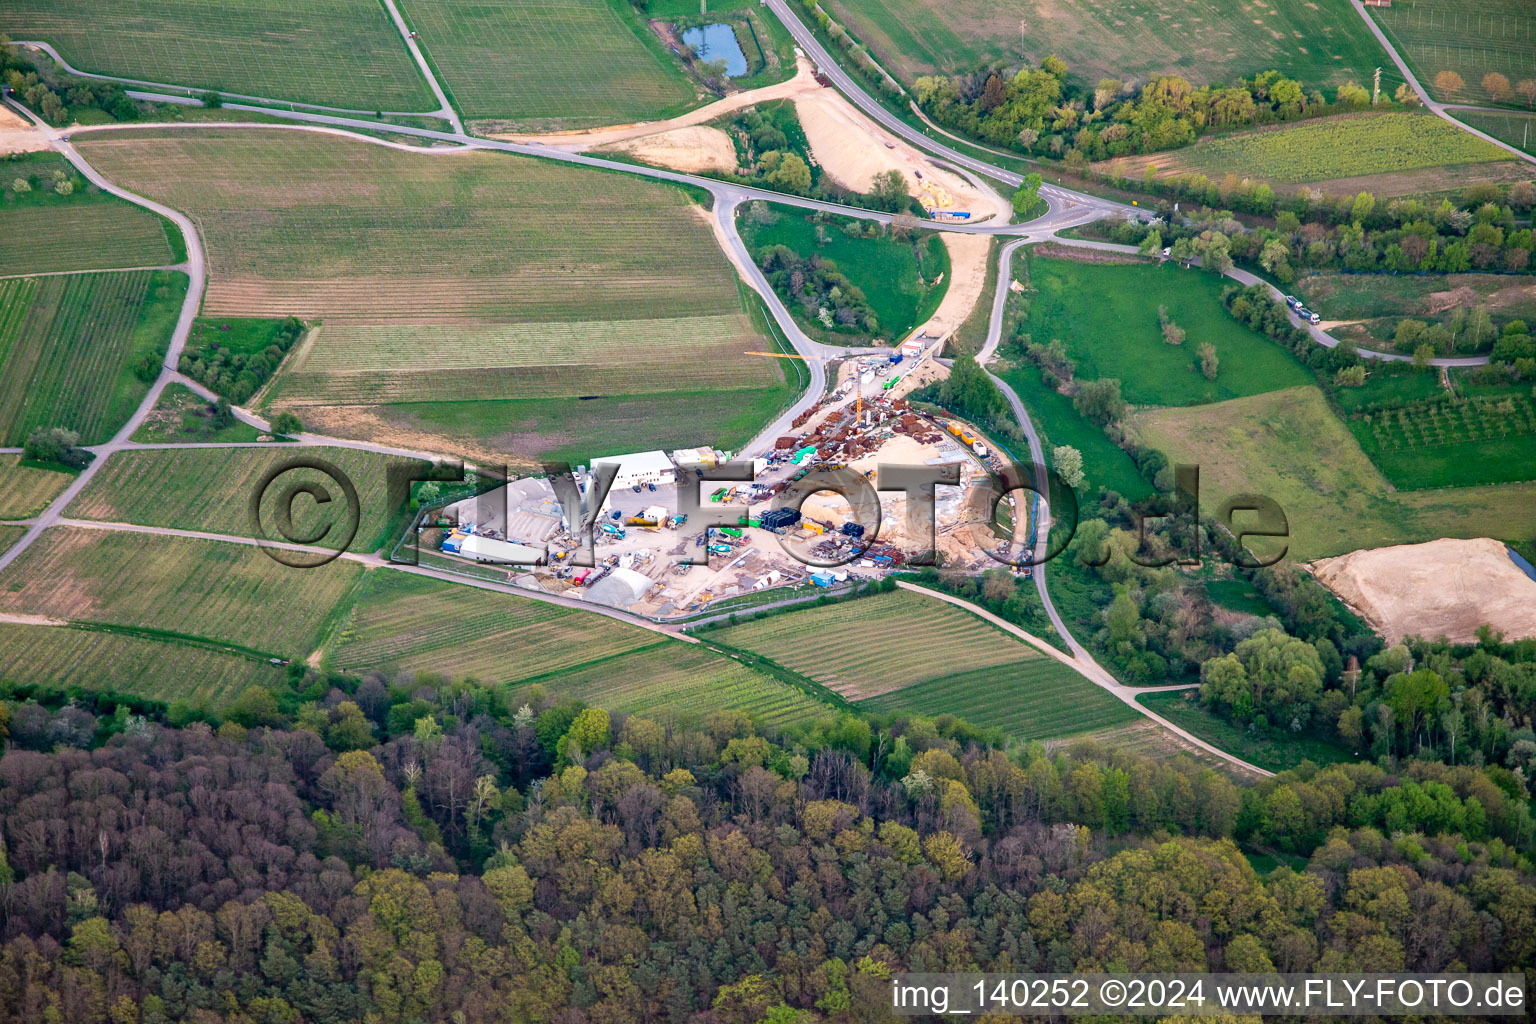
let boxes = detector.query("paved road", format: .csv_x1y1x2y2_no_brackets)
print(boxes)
0,100,209,574
1349,0,1535,166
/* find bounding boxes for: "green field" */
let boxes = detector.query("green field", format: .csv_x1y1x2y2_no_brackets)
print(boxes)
78,129,791,461
1119,113,1510,186
0,199,176,277
0,622,285,707
0,527,362,657
999,364,1153,502
825,0,1395,89
0,271,187,445
1369,0,1536,106
0,0,433,109
69,446,429,550
402,0,695,128
1294,271,1536,325
1021,251,1313,406
859,660,1137,740
1130,385,1536,560
129,383,267,444
0,526,27,558
326,571,827,728
711,588,1055,693
1347,391,1536,489
1139,690,1356,773
0,455,73,520
739,207,950,343
1203,578,1275,618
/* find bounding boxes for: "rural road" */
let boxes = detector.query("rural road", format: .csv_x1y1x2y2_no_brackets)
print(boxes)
0,11,1275,773
1349,0,1535,166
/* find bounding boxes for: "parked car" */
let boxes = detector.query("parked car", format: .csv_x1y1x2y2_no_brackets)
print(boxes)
632,484,642,492
648,482,657,491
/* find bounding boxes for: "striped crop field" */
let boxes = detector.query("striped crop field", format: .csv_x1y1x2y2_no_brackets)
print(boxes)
0,202,175,277
0,271,188,445
403,0,694,129
325,571,830,728
709,589,1037,699
76,130,791,459
858,662,1138,741
0,527,363,658
325,570,658,681
0,622,285,708
0,526,27,558
0,454,73,520
544,644,831,731
69,446,431,551
0,0,434,110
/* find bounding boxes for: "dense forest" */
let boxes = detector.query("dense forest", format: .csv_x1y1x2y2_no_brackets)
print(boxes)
1,666,1533,1023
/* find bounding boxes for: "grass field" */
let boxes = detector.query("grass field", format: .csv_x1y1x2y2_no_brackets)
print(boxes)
1021,251,1313,406
825,0,1396,90
326,571,827,728
1294,271,1536,325
0,526,27,558
0,622,285,707
1454,110,1536,155
1139,689,1356,773
709,589,1041,699
0,455,72,520
0,527,362,657
78,129,791,460
0,0,433,109
999,363,1153,502
1103,113,1510,186
1129,384,1536,560
860,660,1137,740
1369,0,1536,106
69,446,430,551
739,208,950,343
1347,391,1536,489
1204,578,1275,618
401,0,696,128
0,271,188,445
129,383,267,444
0,199,176,277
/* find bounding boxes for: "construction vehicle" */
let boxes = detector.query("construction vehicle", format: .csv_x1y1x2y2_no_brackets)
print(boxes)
600,522,625,539
666,513,689,528
709,542,734,555
626,515,659,528
709,487,728,502
717,526,743,538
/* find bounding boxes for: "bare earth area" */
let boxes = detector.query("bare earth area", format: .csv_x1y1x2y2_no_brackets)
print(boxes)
596,125,738,174
1313,537,1536,644
0,104,49,154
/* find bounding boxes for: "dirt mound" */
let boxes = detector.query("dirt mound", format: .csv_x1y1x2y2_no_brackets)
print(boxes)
0,105,49,155
1423,285,1480,315
1312,537,1536,644
596,125,738,174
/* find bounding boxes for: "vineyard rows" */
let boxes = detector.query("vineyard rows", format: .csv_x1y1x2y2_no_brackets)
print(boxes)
550,645,829,730
404,0,692,125
1,0,433,109
0,622,284,708
0,454,74,520
0,204,174,277
327,571,653,681
0,271,151,445
713,591,1040,699
859,661,1138,742
70,446,427,549
0,528,362,657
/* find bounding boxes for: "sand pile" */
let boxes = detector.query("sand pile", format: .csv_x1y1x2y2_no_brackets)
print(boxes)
1312,537,1536,644
0,105,49,155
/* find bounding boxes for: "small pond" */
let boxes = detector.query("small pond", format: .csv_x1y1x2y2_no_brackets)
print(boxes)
682,23,749,77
